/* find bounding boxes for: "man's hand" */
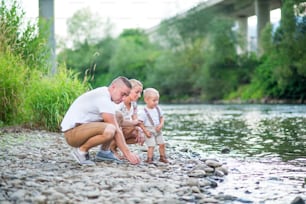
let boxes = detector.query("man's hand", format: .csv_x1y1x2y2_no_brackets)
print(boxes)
124,151,140,164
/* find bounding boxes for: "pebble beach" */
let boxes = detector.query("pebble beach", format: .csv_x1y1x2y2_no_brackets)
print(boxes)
0,128,229,204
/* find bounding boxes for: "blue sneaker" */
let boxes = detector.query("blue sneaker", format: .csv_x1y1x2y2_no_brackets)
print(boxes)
95,150,122,163
71,148,95,166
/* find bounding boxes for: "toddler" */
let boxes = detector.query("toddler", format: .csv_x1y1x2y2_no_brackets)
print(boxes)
138,88,168,163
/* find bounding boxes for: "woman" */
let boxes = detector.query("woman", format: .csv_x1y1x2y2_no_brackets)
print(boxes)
111,79,145,159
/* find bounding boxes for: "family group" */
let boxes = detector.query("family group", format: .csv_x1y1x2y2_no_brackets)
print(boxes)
61,76,168,165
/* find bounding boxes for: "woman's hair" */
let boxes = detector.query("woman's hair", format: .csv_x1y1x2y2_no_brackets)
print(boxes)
129,79,143,89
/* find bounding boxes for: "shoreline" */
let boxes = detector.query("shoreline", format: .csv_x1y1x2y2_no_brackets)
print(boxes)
160,98,306,105
1,127,304,204
0,128,229,203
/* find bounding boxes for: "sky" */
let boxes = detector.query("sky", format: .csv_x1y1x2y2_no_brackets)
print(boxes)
19,0,207,38
19,0,280,39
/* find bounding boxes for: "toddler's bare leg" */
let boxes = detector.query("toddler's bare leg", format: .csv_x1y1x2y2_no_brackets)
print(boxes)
146,146,154,163
159,144,169,163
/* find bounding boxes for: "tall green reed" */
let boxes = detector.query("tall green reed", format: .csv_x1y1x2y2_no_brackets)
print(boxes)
0,0,49,72
23,66,89,131
0,52,27,125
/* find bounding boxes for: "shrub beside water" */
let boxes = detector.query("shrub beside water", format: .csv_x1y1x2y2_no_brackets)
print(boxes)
0,51,89,131
23,66,89,131
0,52,28,125
0,1,89,131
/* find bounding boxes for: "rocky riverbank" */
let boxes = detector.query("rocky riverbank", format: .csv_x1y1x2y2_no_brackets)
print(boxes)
0,128,231,204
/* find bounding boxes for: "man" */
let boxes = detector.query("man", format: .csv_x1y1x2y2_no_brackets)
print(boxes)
61,76,140,165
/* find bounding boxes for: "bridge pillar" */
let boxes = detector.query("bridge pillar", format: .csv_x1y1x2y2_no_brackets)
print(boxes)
237,16,248,54
39,0,56,74
255,0,270,55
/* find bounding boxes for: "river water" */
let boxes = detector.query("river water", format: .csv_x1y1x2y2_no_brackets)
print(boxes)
160,104,306,203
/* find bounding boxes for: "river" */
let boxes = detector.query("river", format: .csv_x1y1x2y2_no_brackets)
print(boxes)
160,104,306,203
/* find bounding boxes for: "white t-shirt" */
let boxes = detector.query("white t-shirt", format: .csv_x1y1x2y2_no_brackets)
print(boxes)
61,87,116,132
117,101,137,121
138,106,163,127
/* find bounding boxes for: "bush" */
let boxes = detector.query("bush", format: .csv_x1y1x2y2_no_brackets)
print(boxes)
0,0,49,72
0,0,89,131
0,52,27,124
23,66,89,131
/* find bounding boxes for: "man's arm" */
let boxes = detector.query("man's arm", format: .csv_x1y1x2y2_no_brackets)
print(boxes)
121,119,139,127
102,112,140,164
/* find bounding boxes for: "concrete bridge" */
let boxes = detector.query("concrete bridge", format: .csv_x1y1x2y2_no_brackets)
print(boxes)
147,0,282,54
195,0,282,54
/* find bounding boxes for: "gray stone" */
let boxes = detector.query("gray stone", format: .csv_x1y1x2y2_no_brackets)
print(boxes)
205,159,222,168
188,169,206,178
291,196,305,204
0,130,230,204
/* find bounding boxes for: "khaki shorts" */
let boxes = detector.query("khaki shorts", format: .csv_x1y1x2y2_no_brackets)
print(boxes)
64,122,109,147
144,126,165,147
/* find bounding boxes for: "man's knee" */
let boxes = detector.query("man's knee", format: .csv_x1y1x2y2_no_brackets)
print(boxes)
103,124,116,140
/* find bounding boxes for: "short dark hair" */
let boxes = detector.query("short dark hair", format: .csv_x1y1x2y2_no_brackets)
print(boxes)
112,76,132,89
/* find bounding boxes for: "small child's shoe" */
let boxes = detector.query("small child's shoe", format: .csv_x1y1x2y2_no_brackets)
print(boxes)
159,156,169,163
145,157,153,164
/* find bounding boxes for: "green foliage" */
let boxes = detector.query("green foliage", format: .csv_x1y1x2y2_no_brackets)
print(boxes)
154,12,262,102
195,17,247,101
57,8,117,88
148,50,192,100
209,17,237,61
0,0,48,125
57,37,117,88
0,52,27,124
148,38,206,101
250,0,306,100
167,8,213,41
23,66,89,131
56,0,306,103
109,29,159,83
0,1,89,132
59,41,100,80
0,0,49,72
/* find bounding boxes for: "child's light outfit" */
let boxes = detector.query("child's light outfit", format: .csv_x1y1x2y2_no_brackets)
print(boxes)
138,106,165,147
117,101,137,120
116,101,144,142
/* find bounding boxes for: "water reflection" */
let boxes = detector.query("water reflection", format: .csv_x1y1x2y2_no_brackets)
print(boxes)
162,104,306,161
159,104,306,202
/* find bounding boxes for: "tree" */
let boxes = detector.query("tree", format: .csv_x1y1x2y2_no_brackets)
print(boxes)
63,7,113,49
57,8,116,87
109,29,158,83
254,0,306,100
0,0,49,72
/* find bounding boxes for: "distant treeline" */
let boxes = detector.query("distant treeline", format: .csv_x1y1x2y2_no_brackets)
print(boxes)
58,0,306,103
